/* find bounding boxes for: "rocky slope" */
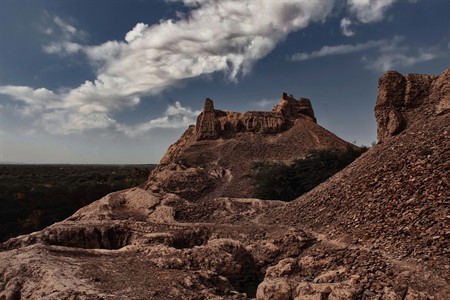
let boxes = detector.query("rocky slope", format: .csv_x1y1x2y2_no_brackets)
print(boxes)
0,69,449,300
146,93,357,200
262,69,450,298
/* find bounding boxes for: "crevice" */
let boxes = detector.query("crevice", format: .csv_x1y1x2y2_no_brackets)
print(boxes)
170,228,210,249
215,243,264,298
44,226,133,250
225,251,263,298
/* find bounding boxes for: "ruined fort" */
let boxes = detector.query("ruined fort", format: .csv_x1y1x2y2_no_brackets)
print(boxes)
195,93,316,140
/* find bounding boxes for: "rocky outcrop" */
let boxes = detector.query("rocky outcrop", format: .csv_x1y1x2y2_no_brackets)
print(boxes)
268,68,450,298
431,69,450,115
147,93,353,200
1,70,449,299
195,93,316,140
272,93,316,122
374,71,438,142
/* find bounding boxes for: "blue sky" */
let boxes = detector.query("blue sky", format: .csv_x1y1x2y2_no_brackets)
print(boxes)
0,0,448,164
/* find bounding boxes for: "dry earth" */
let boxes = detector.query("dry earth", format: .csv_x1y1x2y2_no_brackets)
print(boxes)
1,70,449,300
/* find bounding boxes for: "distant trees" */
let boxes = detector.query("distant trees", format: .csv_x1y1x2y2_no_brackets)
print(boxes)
251,147,367,201
0,165,155,242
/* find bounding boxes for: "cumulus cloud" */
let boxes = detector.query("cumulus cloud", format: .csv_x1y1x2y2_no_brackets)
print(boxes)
347,0,396,23
290,36,442,72
124,23,149,43
1,0,336,135
0,86,59,115
340,17,355,37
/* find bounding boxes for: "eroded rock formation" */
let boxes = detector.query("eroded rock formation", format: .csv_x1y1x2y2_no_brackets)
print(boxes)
1,69,449,299
374,70,448,142
195,93,316,140
147,92,351,200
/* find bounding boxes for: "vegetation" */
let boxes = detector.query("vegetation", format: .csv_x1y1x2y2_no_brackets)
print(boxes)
0,164,155,242
251,147,367,201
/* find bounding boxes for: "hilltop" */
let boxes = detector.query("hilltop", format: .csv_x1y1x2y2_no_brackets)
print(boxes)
146,92,357,200
0,69,449,299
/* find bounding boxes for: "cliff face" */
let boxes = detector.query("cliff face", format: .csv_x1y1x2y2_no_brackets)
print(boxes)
374,70,450,142
147,93,353,200
195,93,316,140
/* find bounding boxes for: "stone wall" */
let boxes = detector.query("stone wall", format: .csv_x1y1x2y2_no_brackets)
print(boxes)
195,93,316,140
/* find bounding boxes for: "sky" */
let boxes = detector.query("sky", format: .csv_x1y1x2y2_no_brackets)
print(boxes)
0,0,449,164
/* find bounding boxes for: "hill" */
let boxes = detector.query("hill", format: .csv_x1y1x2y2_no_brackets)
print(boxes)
0,70,448,299
146,93,358,200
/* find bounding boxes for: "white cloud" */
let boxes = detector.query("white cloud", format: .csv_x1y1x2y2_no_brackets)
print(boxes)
53,16,78,36
4,0,422,136
0,84,198,136
290,36,442,72
42,15,86,55
125,23,149,43
290,40,383,61
43,41,83,55
347,0,396,23
340,17,355,37
117,102,201,137
84,0,335,87
362,36,441,71
1,1,336,135
365,52,437,71
362,38,440,71
255,98,277,109
0,86,59,115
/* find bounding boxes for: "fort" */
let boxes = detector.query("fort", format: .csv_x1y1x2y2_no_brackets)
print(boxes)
195,92,316,140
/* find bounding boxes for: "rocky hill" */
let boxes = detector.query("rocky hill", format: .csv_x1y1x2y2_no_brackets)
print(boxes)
146,93,356,200
262,69,450,298
0,69,448,300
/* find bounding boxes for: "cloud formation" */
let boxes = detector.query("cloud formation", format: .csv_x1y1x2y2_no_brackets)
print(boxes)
340,18,355,37
362,37,440,71
255,99,277,109
347,0,396,23
42,15,87,55
117,102,201,137
0,0,336,135
290,36,442,72
0,0,409,136
290,40,383,61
